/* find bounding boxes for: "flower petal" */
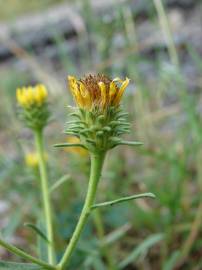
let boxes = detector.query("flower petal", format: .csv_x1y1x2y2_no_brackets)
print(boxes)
113,77,130,105
98,82,107,108
79,82,91,109
109,81,117,103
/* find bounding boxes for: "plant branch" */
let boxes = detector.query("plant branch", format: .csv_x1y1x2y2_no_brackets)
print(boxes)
0,238,55,270
91,193,155,210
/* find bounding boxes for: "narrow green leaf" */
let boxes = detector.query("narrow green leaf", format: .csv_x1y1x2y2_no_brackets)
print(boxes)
163,251,180,270
83,254,105,270
91,193,155,210
49,174,71,193
91,257,106,270
53,143,86,149
2,210,23,238
0,261,44,270
118,141,143,146
37,218,48,262
24,223,50,243
63,131,78,136
66,120,84,125
119,233,164,269
69,112,81,118
101,223,131,246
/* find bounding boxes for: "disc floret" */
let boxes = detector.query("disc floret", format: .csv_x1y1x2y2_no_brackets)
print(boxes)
68,74,129,112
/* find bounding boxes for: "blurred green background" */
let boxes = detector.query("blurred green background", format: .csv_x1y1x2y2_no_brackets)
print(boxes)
0,0,202,269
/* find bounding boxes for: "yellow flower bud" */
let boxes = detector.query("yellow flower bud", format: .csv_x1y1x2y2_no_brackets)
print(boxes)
25,152,48,168
16,88,27,107
34,84,48,105
25,153,39,168
25,87,35,106
16,84,48,108
16,84,50,130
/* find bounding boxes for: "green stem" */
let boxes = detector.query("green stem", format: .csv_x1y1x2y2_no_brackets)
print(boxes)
58,152,106,270
0,237,55,270
35,129,55,265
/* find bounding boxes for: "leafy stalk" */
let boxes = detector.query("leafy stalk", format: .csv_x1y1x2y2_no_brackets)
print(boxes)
58,152,105,270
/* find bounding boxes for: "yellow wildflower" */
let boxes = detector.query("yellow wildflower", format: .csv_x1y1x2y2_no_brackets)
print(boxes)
25,153,39,168
16,84,48,108
67,74,130,111
25,152,48,168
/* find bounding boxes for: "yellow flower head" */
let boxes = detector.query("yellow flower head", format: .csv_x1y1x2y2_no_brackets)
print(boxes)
25,152,39,168
16,84,48,108
67,74,130,111
65,137,88,157
25,152,48,168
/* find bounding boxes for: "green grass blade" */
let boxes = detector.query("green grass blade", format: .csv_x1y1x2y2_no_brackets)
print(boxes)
49,174,71,193
118,233,164,269
163,251,180,270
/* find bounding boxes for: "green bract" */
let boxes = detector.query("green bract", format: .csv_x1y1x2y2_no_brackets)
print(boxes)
65,106,130,153
17,103,50,131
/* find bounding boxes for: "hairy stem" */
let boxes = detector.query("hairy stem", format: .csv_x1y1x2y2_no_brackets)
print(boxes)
58,152,105,270
35,129,55,264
